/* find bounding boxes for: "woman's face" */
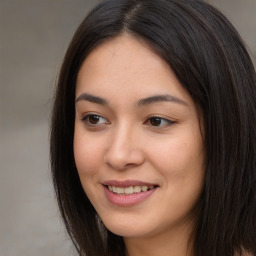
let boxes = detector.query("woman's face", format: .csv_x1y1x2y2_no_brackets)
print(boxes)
74,34,205,239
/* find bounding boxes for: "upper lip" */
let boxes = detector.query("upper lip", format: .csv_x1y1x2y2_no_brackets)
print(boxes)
102,180,158,187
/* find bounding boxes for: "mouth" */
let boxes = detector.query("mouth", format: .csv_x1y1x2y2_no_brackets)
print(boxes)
105,185,157,195
102,180,159,206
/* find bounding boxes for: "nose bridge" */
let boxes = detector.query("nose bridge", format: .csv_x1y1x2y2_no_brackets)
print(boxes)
105,121,144,170
112,121,132,149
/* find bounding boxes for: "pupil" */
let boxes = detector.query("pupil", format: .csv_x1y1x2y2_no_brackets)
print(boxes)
150,117,161,126
89,115,99,124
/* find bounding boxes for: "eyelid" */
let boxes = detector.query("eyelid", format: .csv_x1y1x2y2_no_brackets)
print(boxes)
80,113,175,129
144,115,176,128
81,113,110,127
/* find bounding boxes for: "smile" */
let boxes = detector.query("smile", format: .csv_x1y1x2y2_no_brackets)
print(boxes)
103,181,159,206
107,185,155,195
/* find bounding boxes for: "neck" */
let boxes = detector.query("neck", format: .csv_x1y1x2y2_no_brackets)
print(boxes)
124,223,195,256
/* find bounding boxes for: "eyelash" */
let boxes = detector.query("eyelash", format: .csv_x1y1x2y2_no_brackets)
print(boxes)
81,114,109,127
144,115,175,128
81,114,175,128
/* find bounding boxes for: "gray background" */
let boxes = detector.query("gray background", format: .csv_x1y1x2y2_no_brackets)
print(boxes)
0,1,255,255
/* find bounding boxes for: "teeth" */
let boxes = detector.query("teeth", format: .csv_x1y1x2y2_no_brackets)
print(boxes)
124,186,133,194
141,185,148,192
107,185,155,194
116,187,125,194
134,186,141,193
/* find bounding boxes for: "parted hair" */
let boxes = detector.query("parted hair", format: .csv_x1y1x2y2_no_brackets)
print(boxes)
50,0,256,255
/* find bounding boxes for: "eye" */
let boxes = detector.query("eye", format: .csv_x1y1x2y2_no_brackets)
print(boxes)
145,116,175,128
82,114,109,126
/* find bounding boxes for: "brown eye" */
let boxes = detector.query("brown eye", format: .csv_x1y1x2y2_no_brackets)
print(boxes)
88,115,100,124
146,116,175,128
149,117,162,126
82,114,109,126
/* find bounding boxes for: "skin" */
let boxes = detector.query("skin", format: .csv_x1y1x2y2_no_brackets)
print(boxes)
74,34,205,256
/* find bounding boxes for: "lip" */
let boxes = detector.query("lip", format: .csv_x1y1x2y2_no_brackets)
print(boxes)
102,180,159,207
102,179,158,187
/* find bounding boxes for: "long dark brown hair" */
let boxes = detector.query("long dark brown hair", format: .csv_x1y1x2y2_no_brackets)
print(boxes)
50,0,256,255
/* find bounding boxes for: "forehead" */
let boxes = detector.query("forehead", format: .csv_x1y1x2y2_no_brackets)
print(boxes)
77,34,169,82
76,33,194,107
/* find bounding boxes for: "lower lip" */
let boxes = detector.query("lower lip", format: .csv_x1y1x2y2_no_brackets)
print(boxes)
103,186,157,207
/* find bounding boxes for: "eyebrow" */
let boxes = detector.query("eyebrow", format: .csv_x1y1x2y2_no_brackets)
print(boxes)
76,93,108,105
137,94,188,107
75,93,188,107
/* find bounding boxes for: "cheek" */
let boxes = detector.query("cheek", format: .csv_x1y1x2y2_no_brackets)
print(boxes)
73,128,105,205
147,134,204,173
153,139,204,219
73,127,103,178
147,132,204,198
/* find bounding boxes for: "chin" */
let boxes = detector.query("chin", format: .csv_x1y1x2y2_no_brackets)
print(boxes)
100,215,159,238
107,226,149,238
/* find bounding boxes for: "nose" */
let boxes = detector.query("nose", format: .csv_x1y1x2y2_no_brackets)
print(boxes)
104,124,145,170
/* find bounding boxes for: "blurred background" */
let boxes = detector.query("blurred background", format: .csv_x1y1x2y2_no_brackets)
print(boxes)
0,0,255,255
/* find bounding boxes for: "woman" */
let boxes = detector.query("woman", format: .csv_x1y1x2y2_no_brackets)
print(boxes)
50,0,256,255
